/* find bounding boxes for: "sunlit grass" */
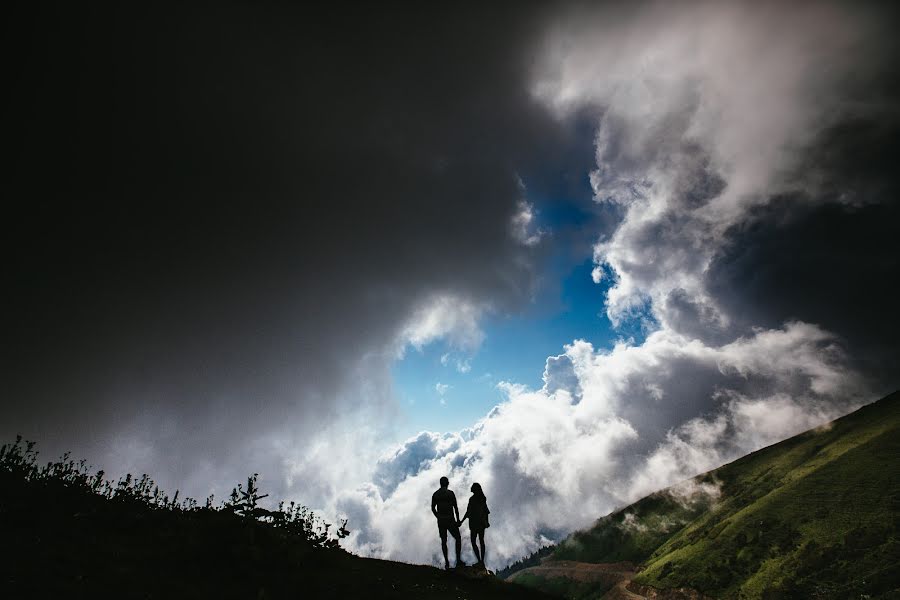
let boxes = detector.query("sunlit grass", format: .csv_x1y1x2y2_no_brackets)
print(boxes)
635,392,900,598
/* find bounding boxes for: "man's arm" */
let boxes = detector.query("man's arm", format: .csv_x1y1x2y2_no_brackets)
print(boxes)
431,493,439,518
452,492,460,522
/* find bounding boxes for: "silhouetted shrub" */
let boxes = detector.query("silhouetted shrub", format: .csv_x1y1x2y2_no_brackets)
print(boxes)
0,435,348,548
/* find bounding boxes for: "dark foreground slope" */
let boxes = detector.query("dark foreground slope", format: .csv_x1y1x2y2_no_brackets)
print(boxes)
0,441,555,600
509,391,900,599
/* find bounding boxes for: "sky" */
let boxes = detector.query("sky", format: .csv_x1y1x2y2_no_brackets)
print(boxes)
5,0,900,569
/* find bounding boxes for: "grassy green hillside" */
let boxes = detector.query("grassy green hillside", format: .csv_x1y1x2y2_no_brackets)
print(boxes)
1,438,556,600
512,391,900,599
635,391,900,598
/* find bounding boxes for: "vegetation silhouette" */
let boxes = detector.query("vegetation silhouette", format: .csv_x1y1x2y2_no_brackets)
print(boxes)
2,436,553,599
0,435,349,548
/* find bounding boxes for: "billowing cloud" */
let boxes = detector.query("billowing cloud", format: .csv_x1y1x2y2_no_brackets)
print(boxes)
373,431,465,498
534,0,898,353
335,323,869,566
326,0,898,569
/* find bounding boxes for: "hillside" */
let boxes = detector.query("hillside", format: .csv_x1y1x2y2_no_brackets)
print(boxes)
0,438,556,600
508,391,900,599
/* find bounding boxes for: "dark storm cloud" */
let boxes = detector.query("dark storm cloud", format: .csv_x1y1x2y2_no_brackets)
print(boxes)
703,39,900,383
707,125,900,386
3,1,589,497
699,19,900,386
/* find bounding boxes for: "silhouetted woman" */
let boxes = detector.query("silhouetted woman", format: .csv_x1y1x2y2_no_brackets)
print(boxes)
459,482,490,567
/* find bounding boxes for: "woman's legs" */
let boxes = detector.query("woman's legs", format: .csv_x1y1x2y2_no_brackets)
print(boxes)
470,529,486,565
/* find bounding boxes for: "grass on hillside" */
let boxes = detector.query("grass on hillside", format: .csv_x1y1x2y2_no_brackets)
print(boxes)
553,483,717,565
506,391,900,600
496,480,718,580
634,391,900,599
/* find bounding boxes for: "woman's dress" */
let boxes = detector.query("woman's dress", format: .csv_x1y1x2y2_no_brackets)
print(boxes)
466,495,490,532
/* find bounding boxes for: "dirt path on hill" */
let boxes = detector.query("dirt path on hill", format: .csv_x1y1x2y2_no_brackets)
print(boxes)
508,560,647,598
605,578,647,599
508,560,713,599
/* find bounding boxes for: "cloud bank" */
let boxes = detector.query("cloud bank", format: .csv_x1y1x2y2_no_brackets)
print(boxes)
338,323,867,566
330,0,898,567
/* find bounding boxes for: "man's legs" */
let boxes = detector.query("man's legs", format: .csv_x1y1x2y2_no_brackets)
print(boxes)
451,527,463,566
478,530,486,566
439,521,450,569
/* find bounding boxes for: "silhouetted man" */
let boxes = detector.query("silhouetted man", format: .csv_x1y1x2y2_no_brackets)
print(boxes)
431,476,463,569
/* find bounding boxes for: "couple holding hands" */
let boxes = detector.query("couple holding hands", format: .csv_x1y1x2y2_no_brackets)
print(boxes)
430,476,490,570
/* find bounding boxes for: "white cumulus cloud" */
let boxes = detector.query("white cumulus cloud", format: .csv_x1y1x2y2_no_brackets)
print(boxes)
331,323,868,568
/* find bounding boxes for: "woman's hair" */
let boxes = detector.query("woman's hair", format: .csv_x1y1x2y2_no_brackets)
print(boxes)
470,482,485,499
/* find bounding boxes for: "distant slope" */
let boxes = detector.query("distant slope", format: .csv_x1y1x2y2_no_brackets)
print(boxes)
512,391,900,599
554,479,719,565
1,440,556,600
